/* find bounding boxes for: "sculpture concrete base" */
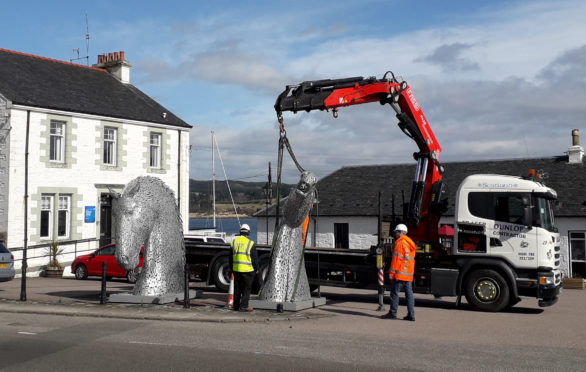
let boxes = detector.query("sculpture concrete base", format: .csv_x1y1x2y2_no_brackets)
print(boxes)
108,289,202,304
249,296,326,312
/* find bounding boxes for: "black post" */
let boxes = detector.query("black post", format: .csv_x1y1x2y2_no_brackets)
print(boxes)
20,110,30,302
184,263,190,308
100,261,107,304
377,191,385,311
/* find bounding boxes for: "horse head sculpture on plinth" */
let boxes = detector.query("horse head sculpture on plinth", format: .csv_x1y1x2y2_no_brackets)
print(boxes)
113,176,185,297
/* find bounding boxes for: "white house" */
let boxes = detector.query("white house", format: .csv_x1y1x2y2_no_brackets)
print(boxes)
0,49,191,275
256,132,586,280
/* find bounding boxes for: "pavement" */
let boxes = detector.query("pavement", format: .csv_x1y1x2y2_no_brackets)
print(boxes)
0,276,331,323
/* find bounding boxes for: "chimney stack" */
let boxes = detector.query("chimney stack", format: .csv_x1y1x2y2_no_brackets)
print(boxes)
92,50,132,84
568,129,584,164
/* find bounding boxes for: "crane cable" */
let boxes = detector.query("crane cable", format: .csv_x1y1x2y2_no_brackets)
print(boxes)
258,113,307,298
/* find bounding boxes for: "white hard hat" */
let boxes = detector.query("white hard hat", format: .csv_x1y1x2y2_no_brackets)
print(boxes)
394,224,408,233
240,224,251,233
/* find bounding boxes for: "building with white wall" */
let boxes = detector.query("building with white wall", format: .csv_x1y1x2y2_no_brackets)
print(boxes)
256,132,586,280
0,49,191,275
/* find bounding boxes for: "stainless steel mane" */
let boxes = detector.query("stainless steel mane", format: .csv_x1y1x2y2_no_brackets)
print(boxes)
114,176,185,296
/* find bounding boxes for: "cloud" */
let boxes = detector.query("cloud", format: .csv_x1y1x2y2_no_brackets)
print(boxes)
414,43,479,72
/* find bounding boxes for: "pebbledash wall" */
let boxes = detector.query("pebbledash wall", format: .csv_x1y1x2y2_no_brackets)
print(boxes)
4,106,190,276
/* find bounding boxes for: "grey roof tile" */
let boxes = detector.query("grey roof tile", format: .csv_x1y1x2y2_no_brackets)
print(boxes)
0,49,190,128
256,156,586,218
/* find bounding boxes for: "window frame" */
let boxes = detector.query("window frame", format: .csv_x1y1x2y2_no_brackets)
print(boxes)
40,195,54,240
334,223,349,249
49,121,65,163
57,195,71,239
150,132,162,169
103,127,117,166
568,231,586,279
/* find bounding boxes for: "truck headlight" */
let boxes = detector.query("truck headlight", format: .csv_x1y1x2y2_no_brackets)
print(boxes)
539,275,554,285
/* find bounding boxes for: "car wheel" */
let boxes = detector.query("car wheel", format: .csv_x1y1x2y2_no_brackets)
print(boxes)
126,268,140,284
74,264,88,280
211,255,231,292
464,269,510,312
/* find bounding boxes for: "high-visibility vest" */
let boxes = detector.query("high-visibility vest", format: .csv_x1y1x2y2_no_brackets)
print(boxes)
231,236,254,272
389,235,416,282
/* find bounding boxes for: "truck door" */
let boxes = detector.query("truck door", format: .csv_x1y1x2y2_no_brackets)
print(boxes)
488,193,535,267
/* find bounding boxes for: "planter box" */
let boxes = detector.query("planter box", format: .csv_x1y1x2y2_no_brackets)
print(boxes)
42,267,64,278
563,278,585,290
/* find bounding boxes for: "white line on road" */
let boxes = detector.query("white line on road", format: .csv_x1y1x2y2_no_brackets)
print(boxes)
18,331,37,335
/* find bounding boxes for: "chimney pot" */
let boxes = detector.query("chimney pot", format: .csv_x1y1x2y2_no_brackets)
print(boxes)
97,55,102,64
120,51,125,60
114,52,119,61
572,129,580,146
108,53,113,63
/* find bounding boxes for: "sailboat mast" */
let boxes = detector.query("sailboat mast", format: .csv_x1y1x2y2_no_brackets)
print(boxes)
211,131,216,228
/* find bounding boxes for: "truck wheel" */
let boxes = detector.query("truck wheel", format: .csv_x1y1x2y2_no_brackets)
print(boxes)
211,256,231,292
464,269,510,312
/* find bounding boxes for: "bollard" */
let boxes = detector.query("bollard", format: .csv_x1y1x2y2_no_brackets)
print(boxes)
184,263,190,309
100,261,107,304
376,247,385,311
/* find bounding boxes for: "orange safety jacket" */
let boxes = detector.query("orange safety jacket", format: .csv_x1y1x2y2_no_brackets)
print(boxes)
389,235,416,282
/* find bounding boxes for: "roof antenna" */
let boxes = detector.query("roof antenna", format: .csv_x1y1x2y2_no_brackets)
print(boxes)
70,12,90,66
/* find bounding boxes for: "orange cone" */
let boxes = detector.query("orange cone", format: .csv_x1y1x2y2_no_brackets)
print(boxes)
225,273,234,308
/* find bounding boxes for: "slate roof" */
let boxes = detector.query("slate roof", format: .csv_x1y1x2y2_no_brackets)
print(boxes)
255,156,586,218
0,49,190,128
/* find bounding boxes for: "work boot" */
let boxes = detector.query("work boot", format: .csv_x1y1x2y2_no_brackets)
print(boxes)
403,315,415,322
381,312,397,319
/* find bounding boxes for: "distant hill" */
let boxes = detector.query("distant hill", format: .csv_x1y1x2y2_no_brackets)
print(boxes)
189,179,293,214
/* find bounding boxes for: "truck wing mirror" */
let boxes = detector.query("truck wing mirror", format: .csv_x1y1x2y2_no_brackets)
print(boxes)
523,206,533,230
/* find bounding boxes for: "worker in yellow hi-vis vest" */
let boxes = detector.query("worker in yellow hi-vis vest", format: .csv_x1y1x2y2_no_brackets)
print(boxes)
229,224,259,312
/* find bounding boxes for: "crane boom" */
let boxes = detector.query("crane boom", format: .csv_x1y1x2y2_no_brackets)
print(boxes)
275,73,447,244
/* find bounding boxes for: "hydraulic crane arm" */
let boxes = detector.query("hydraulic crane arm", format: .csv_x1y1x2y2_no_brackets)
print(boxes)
275,72,447,244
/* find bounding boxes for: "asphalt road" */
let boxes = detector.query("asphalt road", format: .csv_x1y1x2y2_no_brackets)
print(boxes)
0,282,585,371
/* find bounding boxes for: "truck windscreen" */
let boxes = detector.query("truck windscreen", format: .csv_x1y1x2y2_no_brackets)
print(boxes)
534,196,556,232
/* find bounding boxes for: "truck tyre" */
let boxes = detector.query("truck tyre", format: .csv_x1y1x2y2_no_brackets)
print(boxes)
211,255,231,292
464,269,510,312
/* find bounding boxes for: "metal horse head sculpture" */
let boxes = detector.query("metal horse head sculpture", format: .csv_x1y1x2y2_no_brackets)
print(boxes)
113,176,185,296
260,170,318,302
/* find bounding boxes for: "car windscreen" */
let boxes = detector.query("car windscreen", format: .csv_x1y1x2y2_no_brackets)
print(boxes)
0,242,9,253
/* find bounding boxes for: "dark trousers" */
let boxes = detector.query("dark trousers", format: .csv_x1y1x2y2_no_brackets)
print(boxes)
233,271,255,310
390,279,415,318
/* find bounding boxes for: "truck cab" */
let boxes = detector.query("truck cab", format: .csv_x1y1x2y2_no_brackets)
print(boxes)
454,174,562,309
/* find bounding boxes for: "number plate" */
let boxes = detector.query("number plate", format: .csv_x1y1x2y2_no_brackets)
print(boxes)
0,263,8,268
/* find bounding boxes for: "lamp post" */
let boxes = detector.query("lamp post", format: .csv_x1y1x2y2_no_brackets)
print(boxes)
264,162,272,245
263,182,272,245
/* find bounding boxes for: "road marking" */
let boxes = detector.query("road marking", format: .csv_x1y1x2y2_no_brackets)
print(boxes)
129,341,173,346
18,331,37,335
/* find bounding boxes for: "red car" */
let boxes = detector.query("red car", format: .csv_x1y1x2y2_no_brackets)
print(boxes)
71,244,143,283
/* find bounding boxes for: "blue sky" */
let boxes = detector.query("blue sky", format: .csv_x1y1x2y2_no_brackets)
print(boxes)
2,0,586,183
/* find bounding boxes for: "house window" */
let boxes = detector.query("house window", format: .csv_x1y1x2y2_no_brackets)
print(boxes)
150,132,162,168
57,195,71,238
569,231,586,279
334,223,349,249
103,127,117,165
40,195,54,239
50,121,65,162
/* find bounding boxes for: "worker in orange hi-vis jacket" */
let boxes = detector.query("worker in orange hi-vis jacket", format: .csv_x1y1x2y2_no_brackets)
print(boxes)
381,224,416,321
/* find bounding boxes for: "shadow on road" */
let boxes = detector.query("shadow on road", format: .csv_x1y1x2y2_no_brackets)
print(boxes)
320,291,544,314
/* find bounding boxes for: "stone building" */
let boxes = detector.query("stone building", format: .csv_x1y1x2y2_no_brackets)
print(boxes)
0,49,191,275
